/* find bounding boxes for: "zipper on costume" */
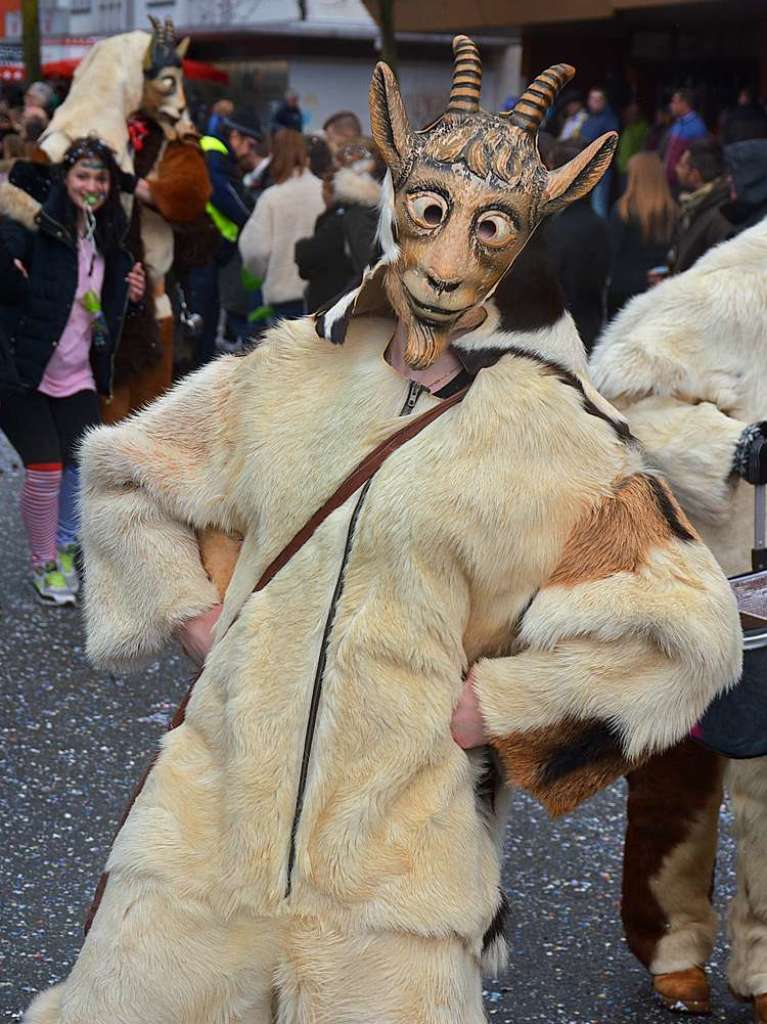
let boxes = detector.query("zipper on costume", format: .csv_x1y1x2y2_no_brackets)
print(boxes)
284,379,424,898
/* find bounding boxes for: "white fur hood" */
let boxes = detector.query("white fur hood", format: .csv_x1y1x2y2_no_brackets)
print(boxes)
332,166,382,209
0,179,41,232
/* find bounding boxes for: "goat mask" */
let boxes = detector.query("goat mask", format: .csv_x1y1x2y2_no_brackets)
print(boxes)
141,16,190,131
368,37,617,369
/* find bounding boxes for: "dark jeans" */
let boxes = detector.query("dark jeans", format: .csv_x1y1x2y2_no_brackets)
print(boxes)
185,263,220,369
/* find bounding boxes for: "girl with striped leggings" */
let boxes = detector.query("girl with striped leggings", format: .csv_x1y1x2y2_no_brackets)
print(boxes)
0,137,145,604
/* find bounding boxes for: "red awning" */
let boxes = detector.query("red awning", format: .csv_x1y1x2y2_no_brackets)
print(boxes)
41,58,80,77
39,56,229,84
182,59,229,84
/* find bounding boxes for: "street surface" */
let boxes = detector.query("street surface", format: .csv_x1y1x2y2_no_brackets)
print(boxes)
0,434,751,1023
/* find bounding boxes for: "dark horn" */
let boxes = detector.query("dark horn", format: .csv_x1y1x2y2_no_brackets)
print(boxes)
446,35,482,115
505,64,575,133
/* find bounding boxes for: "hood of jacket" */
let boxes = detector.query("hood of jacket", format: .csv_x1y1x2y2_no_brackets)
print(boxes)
332,166,382,209
725,139,767,212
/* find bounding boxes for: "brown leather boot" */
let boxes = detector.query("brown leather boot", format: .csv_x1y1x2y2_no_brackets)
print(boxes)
653,966,711,1014
753,993,767,1023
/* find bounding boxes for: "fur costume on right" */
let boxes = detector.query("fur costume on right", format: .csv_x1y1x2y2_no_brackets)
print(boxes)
23,39,741,1024
591,216,767,1016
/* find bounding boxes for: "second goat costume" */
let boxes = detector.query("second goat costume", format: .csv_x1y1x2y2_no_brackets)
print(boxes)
24,37,741,1024
591,219,767,1020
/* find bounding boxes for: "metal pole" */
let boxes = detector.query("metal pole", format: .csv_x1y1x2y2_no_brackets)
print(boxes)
754,484,766,572
379,0,398,78
21,0,41,84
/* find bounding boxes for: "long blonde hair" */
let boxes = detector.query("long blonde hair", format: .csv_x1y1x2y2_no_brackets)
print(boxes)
617,152,677,244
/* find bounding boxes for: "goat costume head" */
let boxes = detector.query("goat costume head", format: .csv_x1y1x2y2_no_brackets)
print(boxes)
365,36,617,368
141,16,190,129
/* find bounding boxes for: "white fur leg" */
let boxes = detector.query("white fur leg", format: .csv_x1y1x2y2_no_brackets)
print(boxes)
481,933,509,978
23,985,64,1024
21,874,278,1024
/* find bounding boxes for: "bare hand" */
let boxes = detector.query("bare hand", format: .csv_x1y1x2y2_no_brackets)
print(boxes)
134,178,153,204
450,668,489,749
176,604,223,665
126,262,146,303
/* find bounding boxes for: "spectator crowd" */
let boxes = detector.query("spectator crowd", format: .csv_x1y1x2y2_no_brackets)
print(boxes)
2,67,767,605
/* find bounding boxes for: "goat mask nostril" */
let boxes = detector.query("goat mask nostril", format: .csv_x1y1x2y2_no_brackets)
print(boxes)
426,274,462,294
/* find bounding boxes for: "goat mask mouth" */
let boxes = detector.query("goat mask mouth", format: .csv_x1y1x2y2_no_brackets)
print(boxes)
369,36,618,369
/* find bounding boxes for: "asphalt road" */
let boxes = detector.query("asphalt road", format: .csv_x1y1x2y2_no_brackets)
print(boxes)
0,433,751,1023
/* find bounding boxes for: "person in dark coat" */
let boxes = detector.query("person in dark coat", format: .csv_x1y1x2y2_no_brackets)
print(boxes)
607,151,677,317
271,91,303,134
188,110,261,366
720,87,767,146
670,138,732,273
0,136,144,606
722,138,767,233
0,218,25,392
295,138,384,313
543,140,610,352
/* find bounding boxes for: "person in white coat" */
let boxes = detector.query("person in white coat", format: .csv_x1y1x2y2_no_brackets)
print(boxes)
591,217,767,1021
239,128,324,323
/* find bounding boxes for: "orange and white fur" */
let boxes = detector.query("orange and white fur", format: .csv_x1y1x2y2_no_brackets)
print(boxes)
592,216,767,1007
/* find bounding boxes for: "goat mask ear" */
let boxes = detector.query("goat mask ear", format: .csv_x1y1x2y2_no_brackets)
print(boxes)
541,132,618,217
369,63,414,185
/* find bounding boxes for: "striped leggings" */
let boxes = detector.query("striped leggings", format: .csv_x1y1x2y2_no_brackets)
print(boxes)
0,388,100,568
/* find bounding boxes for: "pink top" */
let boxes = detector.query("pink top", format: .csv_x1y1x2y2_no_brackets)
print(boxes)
38,235,104,398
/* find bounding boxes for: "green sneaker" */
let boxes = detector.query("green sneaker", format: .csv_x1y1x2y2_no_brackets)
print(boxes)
56,543,80,594
32,561,77,606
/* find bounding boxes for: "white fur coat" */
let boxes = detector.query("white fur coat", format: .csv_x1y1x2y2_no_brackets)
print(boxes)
591,217,767,574
25,280,740,1022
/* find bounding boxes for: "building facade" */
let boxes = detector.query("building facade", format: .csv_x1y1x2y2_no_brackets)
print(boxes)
1,0,521,134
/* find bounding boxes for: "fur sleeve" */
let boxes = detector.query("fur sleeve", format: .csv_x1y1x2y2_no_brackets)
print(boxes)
473,472,742,816
80,356,243,669
147,141,212,223
624,395,746,525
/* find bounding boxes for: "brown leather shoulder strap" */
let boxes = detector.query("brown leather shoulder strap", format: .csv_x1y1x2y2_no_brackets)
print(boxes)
254,385,468,593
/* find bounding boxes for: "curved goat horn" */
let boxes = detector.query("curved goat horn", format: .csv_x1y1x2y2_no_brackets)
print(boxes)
505,63,575,133
446,35,482,115
144,15,160,70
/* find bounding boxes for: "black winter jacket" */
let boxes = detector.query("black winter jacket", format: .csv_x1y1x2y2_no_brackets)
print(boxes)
0,178,134,397
723,139,767,233
607,207,672,317
295,167,381,314
546,198,609,353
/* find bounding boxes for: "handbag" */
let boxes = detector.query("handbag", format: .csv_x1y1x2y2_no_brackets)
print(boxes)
693,483,767,759
84,383,469,933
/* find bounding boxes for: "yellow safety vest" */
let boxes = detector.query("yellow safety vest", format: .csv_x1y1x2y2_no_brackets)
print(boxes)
200,135,240,243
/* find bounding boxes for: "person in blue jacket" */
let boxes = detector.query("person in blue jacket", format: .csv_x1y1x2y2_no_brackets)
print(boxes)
582,87,619,218
187,109,262,366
